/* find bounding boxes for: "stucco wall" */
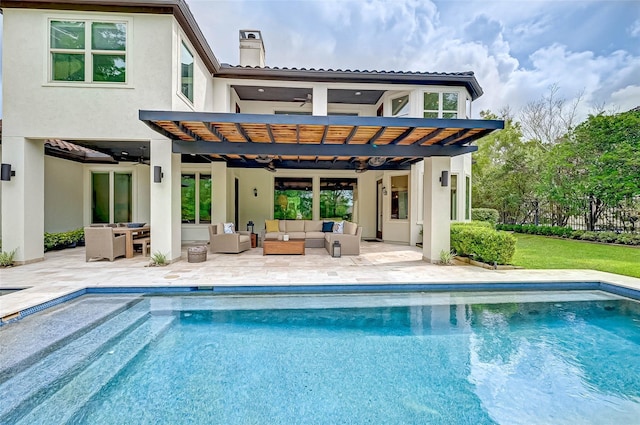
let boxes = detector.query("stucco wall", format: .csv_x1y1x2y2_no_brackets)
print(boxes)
44,156,84,232
2,9,179,141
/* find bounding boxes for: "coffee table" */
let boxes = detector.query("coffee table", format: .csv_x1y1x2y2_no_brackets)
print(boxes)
262,239,305,255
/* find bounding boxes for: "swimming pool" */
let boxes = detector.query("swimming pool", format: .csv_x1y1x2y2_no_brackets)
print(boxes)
2,290,640,424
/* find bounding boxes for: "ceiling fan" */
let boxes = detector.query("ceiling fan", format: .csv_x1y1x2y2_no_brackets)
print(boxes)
293,93,312,107
131,146,150,165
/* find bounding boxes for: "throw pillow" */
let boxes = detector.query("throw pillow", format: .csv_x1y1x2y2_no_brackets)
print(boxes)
322,221,334,232
223,222,235,234
333,221,344,234
265,219,280,233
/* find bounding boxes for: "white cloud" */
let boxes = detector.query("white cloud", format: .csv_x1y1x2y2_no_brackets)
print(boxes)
0,0,638,123
609,85,640,112
629,19,640,37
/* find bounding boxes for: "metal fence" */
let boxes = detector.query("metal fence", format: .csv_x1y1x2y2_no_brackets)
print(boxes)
499,197,640,233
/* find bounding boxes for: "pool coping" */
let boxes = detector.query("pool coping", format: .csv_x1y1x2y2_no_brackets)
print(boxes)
3,280,640,326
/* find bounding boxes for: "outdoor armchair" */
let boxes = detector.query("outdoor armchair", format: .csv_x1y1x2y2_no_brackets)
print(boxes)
209,224,251,253
84,227,126,261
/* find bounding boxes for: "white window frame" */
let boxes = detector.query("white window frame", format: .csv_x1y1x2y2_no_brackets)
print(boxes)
465,174,471,220
390,93,411,117
179,39,195,104
48,17,130,86
390,174,410,221
423,90,462,119
450,173,459,221
181,172,212,224
88,169,135,224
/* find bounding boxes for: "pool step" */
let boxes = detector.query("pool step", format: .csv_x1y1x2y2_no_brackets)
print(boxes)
13,314,175,425
0,295,144,383
0,300,154,424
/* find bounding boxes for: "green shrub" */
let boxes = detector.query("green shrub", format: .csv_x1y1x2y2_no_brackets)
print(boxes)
439,250,454,265
471,208,499,226
597,231,618,243
71,228,85,243
616,233,640,246
44,228,85,251
0,249,17,267
451,226,516,265
579,232,598,241
44,232,61,251
150,251,168,266
570,230,585,239
452,221,493,229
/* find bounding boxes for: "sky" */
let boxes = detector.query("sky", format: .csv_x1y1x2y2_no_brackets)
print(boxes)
1,0,639,121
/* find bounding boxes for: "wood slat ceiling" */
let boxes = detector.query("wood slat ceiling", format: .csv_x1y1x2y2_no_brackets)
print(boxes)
142,112,504,170
153,121,479,146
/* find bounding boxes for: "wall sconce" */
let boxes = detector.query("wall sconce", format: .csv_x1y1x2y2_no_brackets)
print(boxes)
153,166,163,183
440,170,449,187
332,240,342,258
382,186,388,196
253,187,258,197
1,163,15,181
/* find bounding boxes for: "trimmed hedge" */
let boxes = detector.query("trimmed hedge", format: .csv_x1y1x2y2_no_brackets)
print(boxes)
454,220,494,229
451,223,517,265
497,224,640,246
44,228,85,251
471,208,499,226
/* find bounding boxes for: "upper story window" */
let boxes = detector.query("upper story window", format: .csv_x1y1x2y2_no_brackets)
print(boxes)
180,42,194,102
423,92,458,118
50,20,126,83
391,94,410,117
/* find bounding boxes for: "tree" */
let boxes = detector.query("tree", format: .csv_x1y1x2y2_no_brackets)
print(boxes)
539,109,640,229
473,110,545,223
519,84,582,146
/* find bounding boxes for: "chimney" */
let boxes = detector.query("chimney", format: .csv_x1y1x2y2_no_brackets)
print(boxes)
239,30,265,67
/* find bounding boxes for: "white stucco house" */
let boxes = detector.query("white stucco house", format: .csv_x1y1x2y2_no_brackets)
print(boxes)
0,0,503,264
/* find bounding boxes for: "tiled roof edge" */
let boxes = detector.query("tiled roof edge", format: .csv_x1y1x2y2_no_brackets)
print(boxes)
217,64,483,99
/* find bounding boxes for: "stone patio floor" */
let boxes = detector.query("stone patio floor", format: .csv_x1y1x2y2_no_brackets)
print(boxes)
1,241,640,320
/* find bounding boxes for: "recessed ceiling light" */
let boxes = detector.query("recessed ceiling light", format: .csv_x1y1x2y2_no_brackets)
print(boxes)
355,91,361,96
258,88,265,92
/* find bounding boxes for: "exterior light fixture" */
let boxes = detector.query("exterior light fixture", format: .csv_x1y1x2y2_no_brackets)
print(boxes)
1,163,15,181
382,186,388,196
355,91,361,96
253,187,258,197
258,88,265,92
440,170,449,187
265,162,277,172
332,240,341,258
153,166,164,183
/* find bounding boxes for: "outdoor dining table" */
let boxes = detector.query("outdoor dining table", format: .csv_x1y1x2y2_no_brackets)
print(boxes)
112,225,150,258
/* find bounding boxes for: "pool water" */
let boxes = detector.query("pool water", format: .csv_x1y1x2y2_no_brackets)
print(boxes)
2,291,640,424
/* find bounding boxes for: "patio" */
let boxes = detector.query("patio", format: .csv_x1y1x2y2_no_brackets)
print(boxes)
2,241,640,323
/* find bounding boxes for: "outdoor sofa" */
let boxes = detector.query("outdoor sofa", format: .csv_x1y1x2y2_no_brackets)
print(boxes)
263,219,362,255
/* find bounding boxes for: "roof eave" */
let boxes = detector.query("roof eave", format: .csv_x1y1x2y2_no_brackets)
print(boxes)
216,65,484,100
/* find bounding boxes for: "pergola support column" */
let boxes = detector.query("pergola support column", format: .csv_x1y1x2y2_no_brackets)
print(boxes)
150,138,182,263
1,137,45,264
422,156,451,263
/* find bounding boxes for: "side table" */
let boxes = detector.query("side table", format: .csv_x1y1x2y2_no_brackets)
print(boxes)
250,233,257,248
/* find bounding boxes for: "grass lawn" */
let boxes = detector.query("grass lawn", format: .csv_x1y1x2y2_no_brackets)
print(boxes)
512,234,640,278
